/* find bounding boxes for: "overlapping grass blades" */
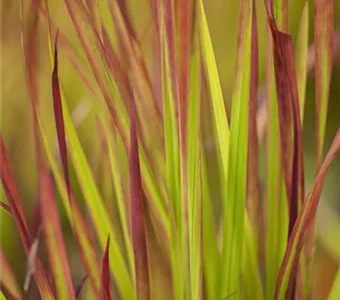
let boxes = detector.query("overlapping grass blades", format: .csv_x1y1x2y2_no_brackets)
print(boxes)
1,0,339,299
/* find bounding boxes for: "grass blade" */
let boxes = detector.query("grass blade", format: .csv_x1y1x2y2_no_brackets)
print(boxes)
0,250,21,300
39,170,75,300
0,136,54,300
221,0,253,296
295,2,309,123
52,31,71,198
159,2,183,298
275,129,340,299
328,267,340,300
198,0,229,178
187,34,202,300
75,275,88,299
44,11,134,299
246,0,261,233
314,0,334,167
100,237,113,300
130,90,150,300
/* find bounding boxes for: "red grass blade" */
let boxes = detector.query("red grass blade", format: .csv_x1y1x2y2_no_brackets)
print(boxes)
100,237,112,300
275,129,340,299
129,91,150,300
0,250,21,300
52,31,71,199
0,136,54,300
314,0,334,168
264,0,305,237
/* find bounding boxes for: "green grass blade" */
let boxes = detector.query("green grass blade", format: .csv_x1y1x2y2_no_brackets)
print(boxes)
160,5,183,298
314,0,334,167
295,2,309,123
328,267,340,300
198,0,230,177
221,0,253,296
187,37,202,300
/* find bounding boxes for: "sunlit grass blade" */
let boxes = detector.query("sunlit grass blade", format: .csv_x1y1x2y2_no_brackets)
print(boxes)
38,120,100,294
187,34,202,300
0,250,21,300
100,237,113,300
0,136,54,300
242,215,263,299
264,1,288,297
246,0,261,233
99,112,134,274
130,90,150,300
159,2,183,298
275,129,340,299
328,267,340,300
221,0,252,297
314,0,334,167
295,2,309,123
198,0,229,177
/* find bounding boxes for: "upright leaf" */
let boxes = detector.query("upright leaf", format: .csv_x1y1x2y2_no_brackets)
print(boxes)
130,91,150,300
0,250,21,300
221,0,253,297
275,129,340,299
0,136,54,300
100,237,113,300
314,0,334,167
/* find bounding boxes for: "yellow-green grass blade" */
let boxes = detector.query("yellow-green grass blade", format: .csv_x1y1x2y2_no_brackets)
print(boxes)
328,267,340,300
37,117,100,294
160,5,183,299
314,0,334,167
242,214,263,300
198,0,230,179
187,37,202,300
99,111,134,275
295,2,309,123
295,3,309,296
264,7,288,299
60,91,134,299
221,0,253,297
275,130,340,299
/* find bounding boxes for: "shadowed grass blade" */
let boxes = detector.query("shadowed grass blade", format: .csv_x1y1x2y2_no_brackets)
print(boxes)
0,136,54,300
130,90,150,300
275,129,340,299
100,237,113,300
39,170,75,300
0,250,21,300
